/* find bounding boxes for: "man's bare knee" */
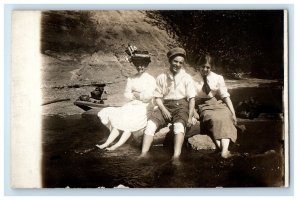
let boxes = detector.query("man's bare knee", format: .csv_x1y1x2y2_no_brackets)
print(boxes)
144,120,157,136
173,122,185,134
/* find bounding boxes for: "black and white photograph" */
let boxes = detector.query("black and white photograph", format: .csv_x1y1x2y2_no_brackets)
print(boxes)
10,9,288,189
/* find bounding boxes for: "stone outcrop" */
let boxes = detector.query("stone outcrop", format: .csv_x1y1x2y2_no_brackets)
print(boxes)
188,134,216,150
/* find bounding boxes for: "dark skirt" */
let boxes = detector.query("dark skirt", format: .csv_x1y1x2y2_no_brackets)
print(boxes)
198,97,237,142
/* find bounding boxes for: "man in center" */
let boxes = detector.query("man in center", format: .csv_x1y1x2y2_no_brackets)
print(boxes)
140,47,196,160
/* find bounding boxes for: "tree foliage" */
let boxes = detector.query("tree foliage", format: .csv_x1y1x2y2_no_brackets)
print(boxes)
149,10,284,79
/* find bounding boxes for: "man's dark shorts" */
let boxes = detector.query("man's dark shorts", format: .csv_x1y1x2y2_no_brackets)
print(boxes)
149,99,189,128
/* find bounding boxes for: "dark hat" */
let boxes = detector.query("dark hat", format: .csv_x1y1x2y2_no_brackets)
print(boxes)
167,47,186,60
130,51,151,63
125,44,151,63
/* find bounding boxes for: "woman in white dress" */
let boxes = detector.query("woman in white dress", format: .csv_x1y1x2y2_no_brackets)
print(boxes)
96,57,156,151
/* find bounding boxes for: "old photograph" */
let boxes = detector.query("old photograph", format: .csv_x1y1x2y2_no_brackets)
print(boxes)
11,9,287,188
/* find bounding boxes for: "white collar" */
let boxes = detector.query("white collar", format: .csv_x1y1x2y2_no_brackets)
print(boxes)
167,68,186,80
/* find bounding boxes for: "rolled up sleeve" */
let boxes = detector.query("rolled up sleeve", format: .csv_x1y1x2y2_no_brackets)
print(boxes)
218,75,230,99
185,76,196,99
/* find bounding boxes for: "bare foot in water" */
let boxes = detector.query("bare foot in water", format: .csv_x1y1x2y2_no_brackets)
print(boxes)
221,151,232,158
138,152,150,159
95,144,108,149
171,156,181,166
221,151,239,159
106,145,118,151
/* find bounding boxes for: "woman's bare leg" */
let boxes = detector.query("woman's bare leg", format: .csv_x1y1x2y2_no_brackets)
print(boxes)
96,128,120,149
220,138,231,158
106,131,132,151
215,139,221,149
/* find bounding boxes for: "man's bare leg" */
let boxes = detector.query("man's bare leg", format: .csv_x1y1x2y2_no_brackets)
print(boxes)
140,121,157,157
173,132,184,159
140,134,154,157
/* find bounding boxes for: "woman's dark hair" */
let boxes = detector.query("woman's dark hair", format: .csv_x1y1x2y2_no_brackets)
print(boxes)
196,54,215,67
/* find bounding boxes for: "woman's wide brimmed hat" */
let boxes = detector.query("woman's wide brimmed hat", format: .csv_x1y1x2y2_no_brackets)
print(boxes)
167,47,186,60
130,51,151,63
126,44,151,63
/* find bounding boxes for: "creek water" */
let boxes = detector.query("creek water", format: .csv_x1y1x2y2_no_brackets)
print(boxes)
42,86,285,188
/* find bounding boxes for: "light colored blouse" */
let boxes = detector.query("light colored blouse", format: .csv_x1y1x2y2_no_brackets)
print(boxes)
124,72,156,103
153,69,196,100
194,71,230,99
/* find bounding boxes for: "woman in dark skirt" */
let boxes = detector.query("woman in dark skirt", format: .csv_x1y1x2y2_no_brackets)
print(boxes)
193,54,237,158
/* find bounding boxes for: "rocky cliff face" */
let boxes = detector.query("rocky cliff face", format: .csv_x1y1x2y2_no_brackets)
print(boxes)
41,11,181,84
41,11,282,116
41,10,183,115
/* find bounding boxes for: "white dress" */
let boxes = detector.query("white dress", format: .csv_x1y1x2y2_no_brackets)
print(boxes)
98,72,156,132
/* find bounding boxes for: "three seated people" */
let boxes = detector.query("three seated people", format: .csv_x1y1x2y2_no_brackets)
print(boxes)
97,47,237,159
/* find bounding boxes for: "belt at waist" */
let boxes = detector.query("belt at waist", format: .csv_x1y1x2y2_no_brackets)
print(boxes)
164,98,187,103
196,97,216,104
